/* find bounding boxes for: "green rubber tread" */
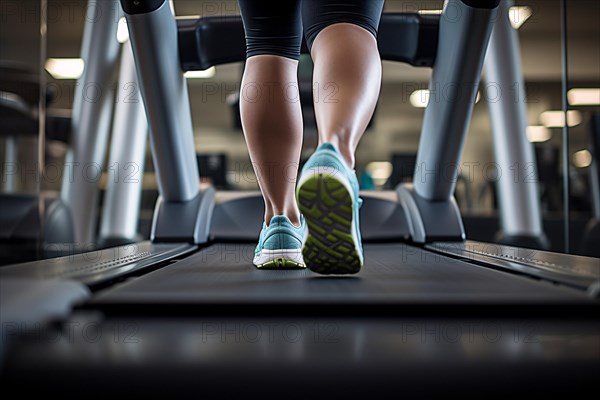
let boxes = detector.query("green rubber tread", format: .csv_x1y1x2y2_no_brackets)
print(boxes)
255,258,306,270
297,173,362,275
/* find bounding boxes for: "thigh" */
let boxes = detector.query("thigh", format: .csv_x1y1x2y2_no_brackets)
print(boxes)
238,0,303,60
302,0,385,50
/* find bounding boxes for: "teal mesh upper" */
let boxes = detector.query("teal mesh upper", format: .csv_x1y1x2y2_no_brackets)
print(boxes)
255,215,305,255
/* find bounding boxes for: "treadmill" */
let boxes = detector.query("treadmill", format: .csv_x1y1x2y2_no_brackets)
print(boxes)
1,0,599,395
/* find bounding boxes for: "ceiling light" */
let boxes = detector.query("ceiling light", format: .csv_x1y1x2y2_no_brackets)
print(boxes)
539,110,582,128
568,88,600,106
117,17,129,43
184,67,216,79
176,15,201,20
526,126,552,142
418,9,443,15
573,149,592,168
508,6,532,29
45,58,84,80
409,89,480,107
409,89,429,108
366,161,393,185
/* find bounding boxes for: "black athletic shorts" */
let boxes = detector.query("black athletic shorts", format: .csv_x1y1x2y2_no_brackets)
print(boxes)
237,0,385,60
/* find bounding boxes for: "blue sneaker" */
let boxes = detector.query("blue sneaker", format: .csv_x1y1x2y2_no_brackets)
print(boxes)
296,143,363,274
253,215,307,269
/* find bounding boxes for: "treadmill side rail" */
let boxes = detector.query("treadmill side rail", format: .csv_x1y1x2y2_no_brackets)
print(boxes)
428,240,600,294
0,241,197,286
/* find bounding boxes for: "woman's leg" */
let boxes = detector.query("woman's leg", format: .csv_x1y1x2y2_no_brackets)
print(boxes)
303,0,385,169
296,0,384,274
238,0,303,227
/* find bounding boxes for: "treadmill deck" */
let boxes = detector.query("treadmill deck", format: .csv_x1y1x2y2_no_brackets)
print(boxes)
88,243,595,309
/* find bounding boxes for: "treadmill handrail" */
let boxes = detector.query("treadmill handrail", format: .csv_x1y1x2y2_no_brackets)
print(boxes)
177,13,439,72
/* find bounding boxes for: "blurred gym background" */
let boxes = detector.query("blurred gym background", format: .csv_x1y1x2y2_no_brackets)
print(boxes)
1,0,599,256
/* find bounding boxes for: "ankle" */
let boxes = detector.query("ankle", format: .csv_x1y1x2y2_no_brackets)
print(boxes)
320,139,355,169
265,210,301,228
337,147,355,169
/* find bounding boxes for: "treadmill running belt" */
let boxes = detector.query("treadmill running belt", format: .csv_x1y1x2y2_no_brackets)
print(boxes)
89,244,595,308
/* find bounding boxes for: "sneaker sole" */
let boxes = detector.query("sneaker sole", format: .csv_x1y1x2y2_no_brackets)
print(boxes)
254,249,306,270
255,258,306,269
297,170,362,275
